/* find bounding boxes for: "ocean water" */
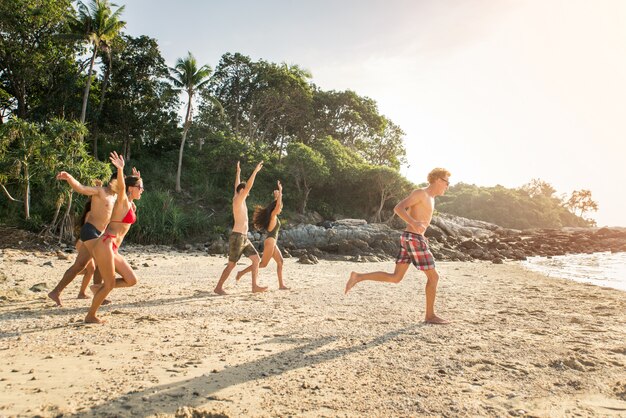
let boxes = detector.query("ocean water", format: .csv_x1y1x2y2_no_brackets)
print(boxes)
522,251,626,292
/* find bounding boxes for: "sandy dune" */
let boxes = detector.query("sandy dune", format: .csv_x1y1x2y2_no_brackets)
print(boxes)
1,245,625,417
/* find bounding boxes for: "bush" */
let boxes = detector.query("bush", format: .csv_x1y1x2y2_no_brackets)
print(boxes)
127,189,213,244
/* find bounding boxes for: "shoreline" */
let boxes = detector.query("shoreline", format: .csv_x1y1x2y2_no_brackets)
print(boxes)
1,246,626,417
522,251,626,292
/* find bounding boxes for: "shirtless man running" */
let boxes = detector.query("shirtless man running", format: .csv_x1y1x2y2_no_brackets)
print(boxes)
345,168,451,324
48,170,118,307
214,161,267,295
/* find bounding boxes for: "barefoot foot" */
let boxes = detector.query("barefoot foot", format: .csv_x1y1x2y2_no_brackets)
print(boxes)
84,315,106,324
90,284,103,295
424,315,451,325
235,271,245,282
77,293,89,300
279,286,290,290
252,285,268,293
344,272,359,295
48,291,62,307
214,287,227,296
102,299,112,305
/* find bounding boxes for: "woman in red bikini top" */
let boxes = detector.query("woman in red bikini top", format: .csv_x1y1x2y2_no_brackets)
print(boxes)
101,168,143,253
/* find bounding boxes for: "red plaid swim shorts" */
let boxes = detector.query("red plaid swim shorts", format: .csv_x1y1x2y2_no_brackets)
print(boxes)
395,231,435,270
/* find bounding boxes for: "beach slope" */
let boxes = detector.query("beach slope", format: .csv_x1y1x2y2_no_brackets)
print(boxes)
1,246,625,417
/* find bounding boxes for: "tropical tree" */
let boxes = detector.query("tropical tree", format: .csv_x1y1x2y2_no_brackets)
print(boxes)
0,119,47,219
169,52,213,192
283,142,329,213
67,0,126,125
209,53,256,140
521,178,557,198
566,189,598,219
0,0,77,120
97,35,180,160
361,166,413,222
43,118,109,240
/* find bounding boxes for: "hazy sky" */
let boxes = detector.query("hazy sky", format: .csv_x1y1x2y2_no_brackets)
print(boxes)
123,0,626,226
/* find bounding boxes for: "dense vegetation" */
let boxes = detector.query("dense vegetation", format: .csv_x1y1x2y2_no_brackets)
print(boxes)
437,180,596,230
0,0,596,244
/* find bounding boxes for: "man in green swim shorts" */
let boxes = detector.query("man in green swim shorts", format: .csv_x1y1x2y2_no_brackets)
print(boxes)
214,161,267,295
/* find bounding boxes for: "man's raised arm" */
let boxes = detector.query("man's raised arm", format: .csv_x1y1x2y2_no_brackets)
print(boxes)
242,161,263,196
234,161,241,193
56,172,99,196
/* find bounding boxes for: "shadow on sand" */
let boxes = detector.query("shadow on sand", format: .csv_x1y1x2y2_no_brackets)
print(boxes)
65,324,425,416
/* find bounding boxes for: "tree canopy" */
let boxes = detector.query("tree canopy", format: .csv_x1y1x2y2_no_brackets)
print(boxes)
0,2,596,243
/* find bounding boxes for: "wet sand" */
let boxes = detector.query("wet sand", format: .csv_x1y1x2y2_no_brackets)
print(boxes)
1,245,625,417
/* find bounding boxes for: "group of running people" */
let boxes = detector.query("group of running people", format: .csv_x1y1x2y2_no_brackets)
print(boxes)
49,154,450,325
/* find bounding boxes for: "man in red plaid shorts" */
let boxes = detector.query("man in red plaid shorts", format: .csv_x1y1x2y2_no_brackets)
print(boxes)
345,168,451,324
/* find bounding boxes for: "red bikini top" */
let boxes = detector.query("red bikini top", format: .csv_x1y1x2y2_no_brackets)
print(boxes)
111,205,137,225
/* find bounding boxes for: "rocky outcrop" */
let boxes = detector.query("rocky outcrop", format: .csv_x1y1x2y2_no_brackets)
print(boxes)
204,214,626,264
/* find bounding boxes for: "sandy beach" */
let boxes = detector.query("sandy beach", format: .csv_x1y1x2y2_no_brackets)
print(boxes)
1,245,626,417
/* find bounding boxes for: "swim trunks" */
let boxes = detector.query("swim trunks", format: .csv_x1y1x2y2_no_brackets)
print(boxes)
228,232,258,262
80,222,102,242
395,231,435,270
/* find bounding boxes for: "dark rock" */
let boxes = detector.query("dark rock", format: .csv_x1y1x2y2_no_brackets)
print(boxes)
30,283,48,292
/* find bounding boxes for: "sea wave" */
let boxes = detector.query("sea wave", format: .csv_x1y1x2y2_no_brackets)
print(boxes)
522,251,626,292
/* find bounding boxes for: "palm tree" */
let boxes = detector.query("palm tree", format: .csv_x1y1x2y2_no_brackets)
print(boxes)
169,52,212,193
69,0,125,128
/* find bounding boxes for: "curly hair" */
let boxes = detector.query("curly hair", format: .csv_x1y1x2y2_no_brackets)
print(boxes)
427,168,451,184
252,200,278,231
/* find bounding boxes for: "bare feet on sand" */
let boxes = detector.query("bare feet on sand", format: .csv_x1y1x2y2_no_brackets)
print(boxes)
252,285,268,293
77,293,89,299
425,315,451,325
214,287,227,296
235,271,244,282
48,291,62,307
279,286,290,290
90,284,111,304
84,315,106,324
344,272,359,294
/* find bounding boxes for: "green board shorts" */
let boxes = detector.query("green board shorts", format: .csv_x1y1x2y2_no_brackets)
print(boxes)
228,232,258,262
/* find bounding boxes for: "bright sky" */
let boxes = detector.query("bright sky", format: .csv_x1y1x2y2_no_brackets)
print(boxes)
124,0,626,226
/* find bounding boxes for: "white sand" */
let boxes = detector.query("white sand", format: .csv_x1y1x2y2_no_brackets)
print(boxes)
1,246,625,417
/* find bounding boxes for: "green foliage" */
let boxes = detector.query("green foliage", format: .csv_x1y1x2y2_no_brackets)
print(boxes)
359,165,414,222
283,142,329,213
0,0,77,119
6,8,593,242
126,189,212,244
565,189,598,220
95,34,180,160
437,182,593,229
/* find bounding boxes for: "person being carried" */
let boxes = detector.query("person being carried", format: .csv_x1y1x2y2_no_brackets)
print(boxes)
214,161,267,295
344,168,452,325
236,180,287,290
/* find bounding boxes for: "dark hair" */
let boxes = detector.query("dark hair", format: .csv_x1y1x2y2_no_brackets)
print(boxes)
252,199,278,231
78,199,91,227
125,175,141,192
109,171,117,182
236,182,246,193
